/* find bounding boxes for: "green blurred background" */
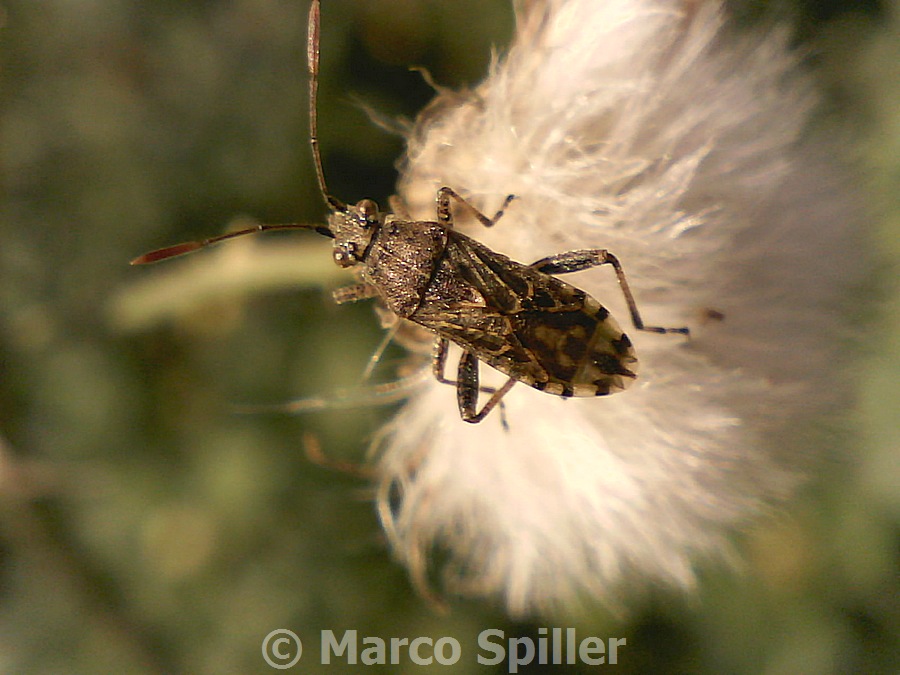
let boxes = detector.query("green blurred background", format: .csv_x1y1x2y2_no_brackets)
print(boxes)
0,0,897,673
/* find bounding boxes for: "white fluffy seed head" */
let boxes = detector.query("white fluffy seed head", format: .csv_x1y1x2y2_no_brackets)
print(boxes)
373,0,863,617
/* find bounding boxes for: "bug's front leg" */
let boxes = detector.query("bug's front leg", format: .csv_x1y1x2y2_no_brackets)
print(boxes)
436,187,516,229
388,194,412,220
529,249,690,336
333,283,379,305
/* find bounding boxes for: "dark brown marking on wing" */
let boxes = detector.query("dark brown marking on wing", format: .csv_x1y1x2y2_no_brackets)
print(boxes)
593,305,610,322
511,305,609,384
611,333,632,355
531,287,558,308
591,351,637,377
562,334,589,362
592,381,612,396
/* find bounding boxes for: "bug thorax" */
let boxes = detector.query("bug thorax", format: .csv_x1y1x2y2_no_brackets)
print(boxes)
327,198,384,268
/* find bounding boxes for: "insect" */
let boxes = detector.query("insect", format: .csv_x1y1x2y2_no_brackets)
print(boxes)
131,0,689,424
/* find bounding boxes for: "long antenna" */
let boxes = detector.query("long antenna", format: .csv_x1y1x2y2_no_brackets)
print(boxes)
307,0,346,212
131,0,345,266
130,222,332,265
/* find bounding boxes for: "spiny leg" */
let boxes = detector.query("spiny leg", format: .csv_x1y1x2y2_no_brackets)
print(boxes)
457,351,515,425
436,187,516,229
529,249,690,335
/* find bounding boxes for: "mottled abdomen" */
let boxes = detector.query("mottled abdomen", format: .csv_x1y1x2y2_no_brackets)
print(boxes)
409,276,639,397
509,294,638,397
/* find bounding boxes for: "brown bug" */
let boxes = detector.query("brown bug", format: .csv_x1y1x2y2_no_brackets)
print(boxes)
131,0,689,424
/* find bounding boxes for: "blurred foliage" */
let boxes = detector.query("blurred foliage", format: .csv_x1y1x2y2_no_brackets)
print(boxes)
0,1,896,673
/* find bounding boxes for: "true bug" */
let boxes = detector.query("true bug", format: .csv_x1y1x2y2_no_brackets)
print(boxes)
131,0,689,424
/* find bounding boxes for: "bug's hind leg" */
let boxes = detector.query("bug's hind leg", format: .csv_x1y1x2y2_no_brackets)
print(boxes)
529,249,690,336
436,187,516,229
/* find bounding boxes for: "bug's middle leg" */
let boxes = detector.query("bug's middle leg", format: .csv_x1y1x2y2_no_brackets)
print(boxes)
436,187,516,229
528,249,690,335
432,338,497,393
431,338,497,394
432,338,511,425
431,337,456,386
456,351,516,425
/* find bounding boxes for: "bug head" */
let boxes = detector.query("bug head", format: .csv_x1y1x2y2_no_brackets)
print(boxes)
325,198,384,268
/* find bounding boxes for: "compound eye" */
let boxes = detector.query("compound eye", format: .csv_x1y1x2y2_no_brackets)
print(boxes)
333,242,359,268
356,199,379,228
